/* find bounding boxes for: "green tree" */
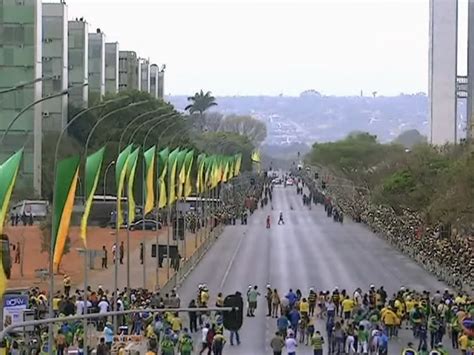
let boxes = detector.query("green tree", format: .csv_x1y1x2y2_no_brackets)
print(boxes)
393,129,427,148
219,114,267,146
185,90,218,116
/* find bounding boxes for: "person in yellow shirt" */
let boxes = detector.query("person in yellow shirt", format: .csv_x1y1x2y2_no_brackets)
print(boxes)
381,307,400,338
341,296,355,320
171,312,182,333
200,288,210,307
52,293,62,316
458,332,469,354
299,298,309,318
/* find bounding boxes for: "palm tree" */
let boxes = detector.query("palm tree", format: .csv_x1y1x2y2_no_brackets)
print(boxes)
185,90,218,116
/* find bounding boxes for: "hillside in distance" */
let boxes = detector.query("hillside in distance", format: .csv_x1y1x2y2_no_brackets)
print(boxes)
168,92,432,145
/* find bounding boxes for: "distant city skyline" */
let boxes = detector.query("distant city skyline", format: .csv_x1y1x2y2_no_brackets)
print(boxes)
68,0,468,96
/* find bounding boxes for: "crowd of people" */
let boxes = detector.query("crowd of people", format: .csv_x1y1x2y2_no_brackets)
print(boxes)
263,284,474,355
4,284,188,353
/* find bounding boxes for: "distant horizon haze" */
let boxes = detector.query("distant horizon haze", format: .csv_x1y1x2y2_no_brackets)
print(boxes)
67,0,469,96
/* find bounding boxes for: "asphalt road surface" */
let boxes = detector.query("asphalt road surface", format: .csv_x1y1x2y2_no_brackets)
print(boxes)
178,185,451,354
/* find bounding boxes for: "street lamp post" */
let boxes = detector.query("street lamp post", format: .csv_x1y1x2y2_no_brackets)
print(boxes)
103,160,115,200
0,76,51,95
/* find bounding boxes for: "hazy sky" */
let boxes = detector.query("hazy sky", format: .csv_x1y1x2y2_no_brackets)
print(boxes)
67,0,467,96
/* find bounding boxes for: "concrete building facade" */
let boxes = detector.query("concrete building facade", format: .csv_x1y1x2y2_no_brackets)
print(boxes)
150,64,159,98
118,50,140,92
68,19,88,108
0,0,43,195
88,30,106,99
158,70,165,99
42,2,68,132
428,0,458,145
140,58,150,93
105,42,119,94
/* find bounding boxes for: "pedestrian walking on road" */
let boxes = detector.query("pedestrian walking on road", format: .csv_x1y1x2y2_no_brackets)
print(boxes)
272,289,280,318
266,285,273,316
310,330,324,355
270,332,285,355
188,299,198,333
285,331,298,355
247,285,260,317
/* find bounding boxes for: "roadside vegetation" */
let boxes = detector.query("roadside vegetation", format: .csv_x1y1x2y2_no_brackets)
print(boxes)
307,132,474,228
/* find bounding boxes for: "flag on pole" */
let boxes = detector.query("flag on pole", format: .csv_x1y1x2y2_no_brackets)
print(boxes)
0,149,23,296
126,147,140,224
80,147,105,247
167,148,180,205
222,159,229,183
195,153,206,194
184,150,194,198
251,149,261,163
115,145,132,227
52,155,81,272
157,147,169,208
176,149,187,199
143,146,156,215
234,153,242,176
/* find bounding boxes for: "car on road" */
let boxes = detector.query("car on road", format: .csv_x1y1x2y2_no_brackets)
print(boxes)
286,178,294,186
272,178,282,185
129,219,162,231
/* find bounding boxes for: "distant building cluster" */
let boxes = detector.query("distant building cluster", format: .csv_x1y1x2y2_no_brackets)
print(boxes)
429,0,474,145
0,0,165,195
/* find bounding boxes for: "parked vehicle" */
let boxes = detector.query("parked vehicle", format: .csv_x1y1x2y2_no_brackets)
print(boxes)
129,219,162,231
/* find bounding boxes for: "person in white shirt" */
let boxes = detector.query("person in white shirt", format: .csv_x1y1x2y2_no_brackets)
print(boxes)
285,332,298,355
200,323,210,353
75,297,84,315
98,298,109,314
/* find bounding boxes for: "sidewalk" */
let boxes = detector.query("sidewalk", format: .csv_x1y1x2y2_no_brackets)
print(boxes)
5,224,209,292
85,226,210,291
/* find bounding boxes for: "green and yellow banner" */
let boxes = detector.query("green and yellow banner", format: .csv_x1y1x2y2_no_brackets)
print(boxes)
251,149,261,163
176,149,187,199
167,148,180,206
234,153,242,176
195,153,206,194
157,147,169,208
0,149,23,296
222,159,229,183
115,145,132,227
184,150,194,198
52,155,80,272
143,146,156,215
126,147,140,224
80,147,105,246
